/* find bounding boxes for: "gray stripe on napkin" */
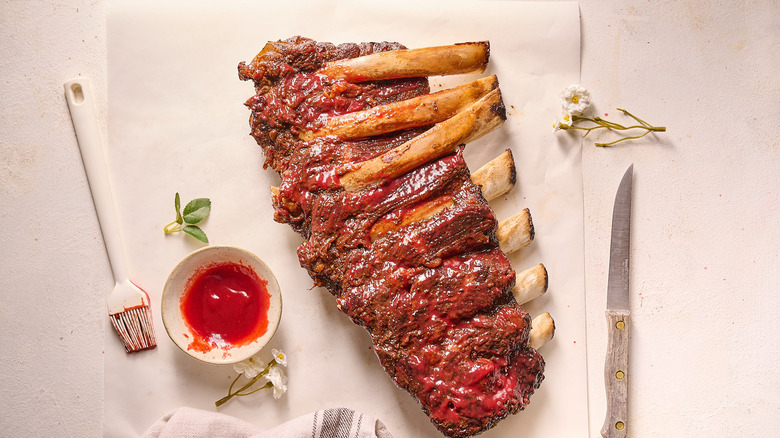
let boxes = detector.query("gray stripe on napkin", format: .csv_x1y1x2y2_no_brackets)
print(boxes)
318,408,354,438
352,413,363,438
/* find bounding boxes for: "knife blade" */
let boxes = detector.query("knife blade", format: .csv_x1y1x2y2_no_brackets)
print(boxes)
601,164,633,438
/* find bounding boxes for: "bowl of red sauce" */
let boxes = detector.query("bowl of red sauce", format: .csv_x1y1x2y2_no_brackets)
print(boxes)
161,246,282,364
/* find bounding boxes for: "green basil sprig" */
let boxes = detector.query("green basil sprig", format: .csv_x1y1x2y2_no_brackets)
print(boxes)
164,192,211,244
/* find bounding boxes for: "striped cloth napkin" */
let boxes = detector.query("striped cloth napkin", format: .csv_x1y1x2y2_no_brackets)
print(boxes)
142,407,393,438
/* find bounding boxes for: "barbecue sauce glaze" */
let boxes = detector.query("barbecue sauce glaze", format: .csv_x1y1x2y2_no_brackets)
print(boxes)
239,36,544,438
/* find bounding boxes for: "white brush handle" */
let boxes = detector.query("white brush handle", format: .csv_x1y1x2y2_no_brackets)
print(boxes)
65,78,129,284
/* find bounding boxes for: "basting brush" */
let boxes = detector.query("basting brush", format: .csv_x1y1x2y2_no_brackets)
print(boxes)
64,77,156,353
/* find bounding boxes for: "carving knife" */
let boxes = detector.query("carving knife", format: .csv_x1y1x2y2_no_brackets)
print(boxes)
601,164,633,438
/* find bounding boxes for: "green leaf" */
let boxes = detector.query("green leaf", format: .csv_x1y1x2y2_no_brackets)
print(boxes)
183,198,211,224
182,225,209,244
174,192,183,225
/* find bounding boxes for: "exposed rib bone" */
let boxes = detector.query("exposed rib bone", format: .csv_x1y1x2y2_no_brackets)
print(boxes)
471,149,516,201
303,76,499,141
497,208,534,254
512,264,548,305
317,42,490,82
341,88,505,192
528,312,555,349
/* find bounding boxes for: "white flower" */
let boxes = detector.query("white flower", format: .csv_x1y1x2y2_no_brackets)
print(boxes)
272,349,287,367
560,84,591,115
233,357,264,379
552,118,563,133
265,366,288,399
552,115,571,133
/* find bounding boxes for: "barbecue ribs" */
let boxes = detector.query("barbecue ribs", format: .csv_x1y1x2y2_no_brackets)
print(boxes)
238,36,547,438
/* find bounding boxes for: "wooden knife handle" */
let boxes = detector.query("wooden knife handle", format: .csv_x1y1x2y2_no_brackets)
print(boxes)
601,309,630,438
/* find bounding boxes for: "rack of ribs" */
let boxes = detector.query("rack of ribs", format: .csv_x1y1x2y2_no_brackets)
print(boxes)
238,36,554,438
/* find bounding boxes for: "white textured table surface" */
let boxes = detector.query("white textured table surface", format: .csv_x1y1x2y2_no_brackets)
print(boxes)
1,1,777,437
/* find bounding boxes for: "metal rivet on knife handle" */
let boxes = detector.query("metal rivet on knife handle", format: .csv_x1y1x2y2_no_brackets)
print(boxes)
602,310,630,437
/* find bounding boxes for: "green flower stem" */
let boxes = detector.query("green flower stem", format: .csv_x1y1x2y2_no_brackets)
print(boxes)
595,130,653,147
215,362,276,407
163,221,182,233
215,374,261,407
236,381,274,397
568,109,665,147
617,108,652,127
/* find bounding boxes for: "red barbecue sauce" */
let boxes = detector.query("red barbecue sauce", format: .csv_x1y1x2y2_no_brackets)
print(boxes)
180,261,270,353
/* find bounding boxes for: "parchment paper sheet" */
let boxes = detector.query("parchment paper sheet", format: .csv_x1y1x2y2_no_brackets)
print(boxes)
105,1,585,437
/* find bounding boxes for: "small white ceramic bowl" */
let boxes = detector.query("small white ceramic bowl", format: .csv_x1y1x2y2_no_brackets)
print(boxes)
161,246,282,364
